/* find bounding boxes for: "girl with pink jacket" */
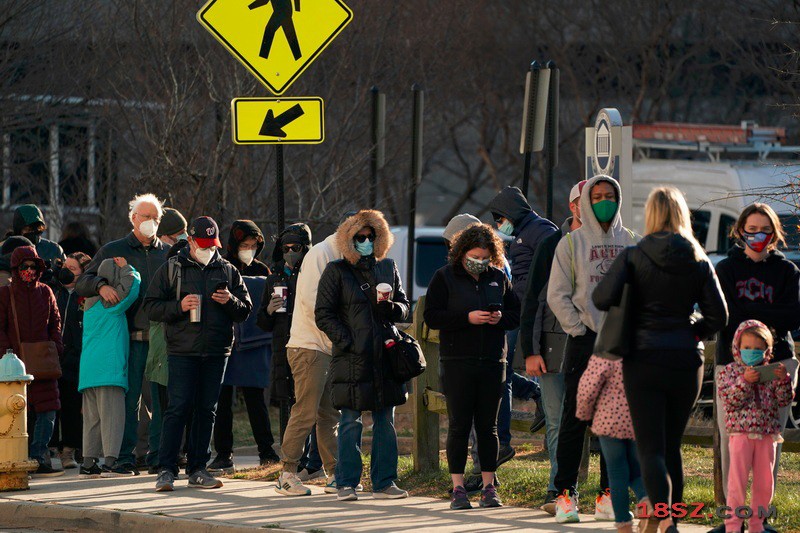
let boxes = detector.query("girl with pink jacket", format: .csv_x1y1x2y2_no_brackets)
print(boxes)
577,354,648,532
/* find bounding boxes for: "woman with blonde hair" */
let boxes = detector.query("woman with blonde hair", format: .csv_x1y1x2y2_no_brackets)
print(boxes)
709,202,800,533
593,186,728,533
424,223,520,510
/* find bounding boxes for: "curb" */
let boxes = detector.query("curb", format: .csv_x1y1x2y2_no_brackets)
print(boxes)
0,499,300,532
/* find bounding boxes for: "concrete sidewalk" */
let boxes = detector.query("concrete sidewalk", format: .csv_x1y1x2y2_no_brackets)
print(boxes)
0,457,711,532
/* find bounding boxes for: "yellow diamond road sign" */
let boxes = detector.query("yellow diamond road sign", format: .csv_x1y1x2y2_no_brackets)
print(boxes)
232,97,324,145
198,0,353,96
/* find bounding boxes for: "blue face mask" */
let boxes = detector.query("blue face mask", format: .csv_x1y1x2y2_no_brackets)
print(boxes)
498,220,514,236
740,349,765,366
355,240,374,256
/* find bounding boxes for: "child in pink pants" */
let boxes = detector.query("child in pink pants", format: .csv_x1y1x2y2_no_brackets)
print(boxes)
717,320,793,533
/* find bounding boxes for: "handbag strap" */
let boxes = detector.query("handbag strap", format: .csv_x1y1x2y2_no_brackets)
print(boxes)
8,283,22,347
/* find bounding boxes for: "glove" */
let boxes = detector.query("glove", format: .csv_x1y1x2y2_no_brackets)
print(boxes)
377,300,395,320
266,294,285,315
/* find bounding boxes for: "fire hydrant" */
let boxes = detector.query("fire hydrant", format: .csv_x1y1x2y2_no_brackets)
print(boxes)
0,349,37,491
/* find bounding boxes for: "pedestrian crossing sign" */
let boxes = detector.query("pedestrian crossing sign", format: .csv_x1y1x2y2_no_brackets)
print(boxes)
231,97,324,145
197,0,353,96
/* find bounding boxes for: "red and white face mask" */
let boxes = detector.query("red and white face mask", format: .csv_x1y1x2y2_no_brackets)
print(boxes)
18,267,37,283
742,231,772,253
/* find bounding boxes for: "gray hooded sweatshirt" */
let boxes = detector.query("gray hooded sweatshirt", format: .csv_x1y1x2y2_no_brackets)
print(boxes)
546,175,639,337
85,259,137,312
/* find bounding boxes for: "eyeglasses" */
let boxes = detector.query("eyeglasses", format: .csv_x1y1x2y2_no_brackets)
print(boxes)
282,244,303,253
354,234,376,243
18,264,36,271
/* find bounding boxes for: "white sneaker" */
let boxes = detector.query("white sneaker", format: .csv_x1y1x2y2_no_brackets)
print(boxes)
595,489,614,521
275,472,311,496
324,475,337,494
555,490,580,524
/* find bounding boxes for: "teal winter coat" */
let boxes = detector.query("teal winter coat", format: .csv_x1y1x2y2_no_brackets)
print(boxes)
78,264,141,392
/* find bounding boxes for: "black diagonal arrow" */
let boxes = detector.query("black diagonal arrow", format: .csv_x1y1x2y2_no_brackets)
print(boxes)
259,104,305,138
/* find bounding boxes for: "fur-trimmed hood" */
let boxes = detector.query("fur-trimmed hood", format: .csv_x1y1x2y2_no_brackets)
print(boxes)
335,210,394,265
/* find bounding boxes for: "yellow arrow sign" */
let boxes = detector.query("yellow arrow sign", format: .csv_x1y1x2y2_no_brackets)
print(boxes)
232,97,324,145
198,0,353,96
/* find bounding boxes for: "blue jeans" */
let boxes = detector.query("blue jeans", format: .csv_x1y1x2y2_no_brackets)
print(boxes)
336,407,398,491
29,410,56,463
159,355,227,476
498,329,541,446
540,371,565,492
300,426,323,471
119,340,149,465
146,382,164,467
598,436,647,524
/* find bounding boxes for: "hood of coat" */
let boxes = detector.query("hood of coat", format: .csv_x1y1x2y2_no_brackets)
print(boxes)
336,210,393,265
272,222,312,264
638,232,700,274
487,186,533,228
731,319,771,364
10,245,45,285
225,220,265,265
727,244,787,264
85,258,136,311
13,204,46,234
579,175,624,237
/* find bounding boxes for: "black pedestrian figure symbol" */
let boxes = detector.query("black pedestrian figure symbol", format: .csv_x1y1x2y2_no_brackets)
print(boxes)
249,0,302,61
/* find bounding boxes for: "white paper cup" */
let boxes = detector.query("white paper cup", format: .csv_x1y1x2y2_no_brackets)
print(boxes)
376,283,393,303
274,285,288,313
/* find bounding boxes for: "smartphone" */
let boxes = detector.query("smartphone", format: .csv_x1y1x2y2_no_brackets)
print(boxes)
486,303,502,313
214,281,229,292
754,362,781,383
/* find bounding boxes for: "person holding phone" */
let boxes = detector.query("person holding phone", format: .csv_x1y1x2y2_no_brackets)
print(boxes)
717,320,793,533
712,203,800,533
144,216,252,492
424,224,520,510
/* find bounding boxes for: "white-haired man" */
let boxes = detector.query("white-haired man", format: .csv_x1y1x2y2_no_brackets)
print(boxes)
77,193,171,474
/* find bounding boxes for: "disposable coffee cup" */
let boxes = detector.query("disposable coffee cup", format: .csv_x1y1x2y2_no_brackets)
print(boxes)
189,294,202,323
274,285,288,313
376,283,393,303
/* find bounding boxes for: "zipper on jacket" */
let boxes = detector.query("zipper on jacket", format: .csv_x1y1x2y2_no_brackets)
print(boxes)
476,280,485,358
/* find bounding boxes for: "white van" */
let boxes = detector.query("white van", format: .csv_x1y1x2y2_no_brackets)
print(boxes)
387,226,447,301
630,160,800,264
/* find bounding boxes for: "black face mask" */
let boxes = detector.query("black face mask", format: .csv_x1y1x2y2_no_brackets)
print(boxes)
23,231,42,245
57,267,75,286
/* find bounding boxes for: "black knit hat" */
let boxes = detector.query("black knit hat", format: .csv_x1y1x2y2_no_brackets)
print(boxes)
158,208,187,237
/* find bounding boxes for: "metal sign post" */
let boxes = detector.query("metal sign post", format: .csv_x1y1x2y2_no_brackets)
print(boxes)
407,84,424,303
545,61,559,221
519,61,551,199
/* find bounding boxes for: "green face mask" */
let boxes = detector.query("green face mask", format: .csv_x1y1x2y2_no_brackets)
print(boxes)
592,200,617,224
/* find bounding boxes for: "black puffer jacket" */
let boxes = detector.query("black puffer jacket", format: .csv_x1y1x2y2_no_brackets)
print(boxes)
257,223,312,403
593,232,728,369
315,210,410,411
77,232,171,332
143,247,252,357
55,287,84,383
424,263,520,362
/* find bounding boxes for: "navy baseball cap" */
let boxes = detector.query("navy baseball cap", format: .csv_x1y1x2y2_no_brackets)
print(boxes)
189,216,222,248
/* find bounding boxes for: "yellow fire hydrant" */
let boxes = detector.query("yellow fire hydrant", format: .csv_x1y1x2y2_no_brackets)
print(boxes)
0,349,37,491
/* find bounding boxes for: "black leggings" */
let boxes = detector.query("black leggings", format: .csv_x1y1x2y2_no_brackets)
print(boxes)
623,359,702,519
214,385,274,458
440,360,505,474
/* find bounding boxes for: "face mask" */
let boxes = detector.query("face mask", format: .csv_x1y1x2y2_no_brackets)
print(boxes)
139,219,158,239
742,231,772,253
194,246,215,266
355,240,374,256
176,232,188,242
284,250,303,269
498,220,514,236
238,249,256,266
58,268,76,286
19,268,37,283
592,200,618,223
23,231,42,245
465,257,490,275
740,348,765,366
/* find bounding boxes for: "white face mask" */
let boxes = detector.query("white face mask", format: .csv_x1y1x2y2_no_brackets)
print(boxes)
194,246,216,266
238,249,256,266
139,219,158,239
